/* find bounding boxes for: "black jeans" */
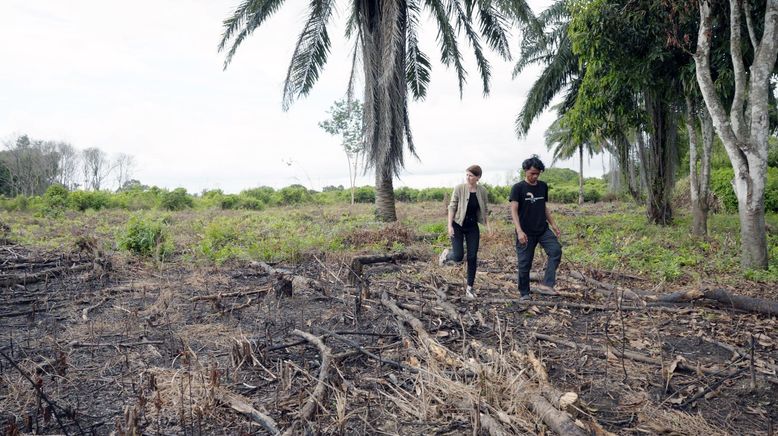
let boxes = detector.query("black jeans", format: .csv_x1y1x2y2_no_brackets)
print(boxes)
446,221,480,286
515,227,562,296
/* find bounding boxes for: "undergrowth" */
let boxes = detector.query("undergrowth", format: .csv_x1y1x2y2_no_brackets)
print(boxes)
1,202,776,283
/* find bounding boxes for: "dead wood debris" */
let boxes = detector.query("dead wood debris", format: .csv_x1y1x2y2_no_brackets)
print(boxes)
1,246,776,435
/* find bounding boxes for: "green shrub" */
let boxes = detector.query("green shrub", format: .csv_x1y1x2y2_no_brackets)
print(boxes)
69,190,111,211
43,184,69,211
417,187,448,202
199,218,243,263
220,194,240,210
3,195,30,211
482,184,510,204
275,184,312,205
548,185,578,203
241,186,276,204
352,186,376,203
238,196,265,210
710,168,738,213
118,215,171,258
395,187,418,202
160,188,193,211
539,168,579,185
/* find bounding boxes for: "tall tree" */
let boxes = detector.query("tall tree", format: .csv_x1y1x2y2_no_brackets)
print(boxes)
219,0,536,221
567,0,690,225
82,147,111,191
694,0,778,269
114,153,136,191
319,99,365,204
55,142,79,190
514,0,642,201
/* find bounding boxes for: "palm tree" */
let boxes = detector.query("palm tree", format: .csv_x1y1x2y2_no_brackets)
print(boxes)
544,115,601,204
513,0,580,137
219,0,536,221
515,0,643,202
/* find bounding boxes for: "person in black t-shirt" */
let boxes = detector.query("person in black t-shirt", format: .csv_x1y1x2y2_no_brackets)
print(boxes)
509,156,562,300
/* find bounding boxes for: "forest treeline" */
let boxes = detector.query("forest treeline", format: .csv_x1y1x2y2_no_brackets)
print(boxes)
0,134,135,196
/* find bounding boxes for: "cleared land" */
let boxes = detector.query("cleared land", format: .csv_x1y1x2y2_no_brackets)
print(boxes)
1,202,776,435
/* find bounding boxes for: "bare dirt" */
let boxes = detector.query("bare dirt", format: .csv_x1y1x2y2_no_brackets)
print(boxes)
1,239,776,435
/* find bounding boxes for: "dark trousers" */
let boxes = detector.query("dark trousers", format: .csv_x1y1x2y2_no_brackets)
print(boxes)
446,221,480,286
515,227,562,296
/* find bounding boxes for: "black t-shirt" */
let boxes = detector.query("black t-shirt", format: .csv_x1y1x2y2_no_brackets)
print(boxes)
463,192,479,226
509,180,548,236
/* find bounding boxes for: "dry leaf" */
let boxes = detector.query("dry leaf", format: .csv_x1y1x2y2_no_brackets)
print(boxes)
559,392,578,409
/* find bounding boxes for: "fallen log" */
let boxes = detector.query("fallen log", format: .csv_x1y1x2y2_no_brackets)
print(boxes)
288,329,333,428
0,262,93,287
469,340,586,436
217,389,280,435
567,271,646,302
189,286,271,302
701,288,778,316
384,292,586,436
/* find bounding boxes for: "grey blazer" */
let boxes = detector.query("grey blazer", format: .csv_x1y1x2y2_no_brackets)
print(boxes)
448,183,489,226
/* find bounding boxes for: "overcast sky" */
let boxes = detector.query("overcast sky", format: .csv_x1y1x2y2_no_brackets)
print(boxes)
0,0,609,193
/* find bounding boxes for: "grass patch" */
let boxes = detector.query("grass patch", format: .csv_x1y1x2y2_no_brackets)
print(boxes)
1,202,776,284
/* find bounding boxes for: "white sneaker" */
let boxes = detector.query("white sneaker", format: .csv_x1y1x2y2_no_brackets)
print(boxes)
438,248,450,266
465,286,476,300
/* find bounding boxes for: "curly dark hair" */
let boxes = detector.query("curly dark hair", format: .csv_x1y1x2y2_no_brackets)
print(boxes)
522,155,545,172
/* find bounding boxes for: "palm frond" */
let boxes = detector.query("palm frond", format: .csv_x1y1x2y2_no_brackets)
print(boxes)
537,0,569,27
515,34,578,136
219,0,287,69
346,32,362,102
493,0,541,34
475,1,512,60
423,0,467,96
453,0,491,95
281,0,336,110
379,0,404,86
406,0,431,100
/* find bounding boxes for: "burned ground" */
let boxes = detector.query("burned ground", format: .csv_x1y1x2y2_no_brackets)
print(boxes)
1,239,776,436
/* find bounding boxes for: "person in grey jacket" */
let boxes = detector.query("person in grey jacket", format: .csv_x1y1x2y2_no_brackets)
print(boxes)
439,165,490,299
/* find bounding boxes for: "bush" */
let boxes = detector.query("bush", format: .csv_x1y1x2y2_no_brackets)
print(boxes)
241,186,276,205
394,187,418,202
352,186,376,203
482,184,510,204
709,167,778,213
237,196,265,210
1,195,30,211
275,184,312,205
416,187,448,202
69,190,111,211
539,168,579,185
160,188,193,211
199,218,242,263
220,194,240,210
43,184,69,211
118,215,171,258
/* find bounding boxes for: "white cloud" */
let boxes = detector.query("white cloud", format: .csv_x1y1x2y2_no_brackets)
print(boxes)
0,0,607,194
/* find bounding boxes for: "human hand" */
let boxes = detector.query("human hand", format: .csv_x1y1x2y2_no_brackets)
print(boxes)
447,225,455,238
552,224,561,238
517,230,527,245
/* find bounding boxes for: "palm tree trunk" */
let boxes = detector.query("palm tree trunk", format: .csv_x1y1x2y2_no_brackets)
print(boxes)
577,145,584,205
375,171,396,221
361,0,407,222
643,90,676,225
